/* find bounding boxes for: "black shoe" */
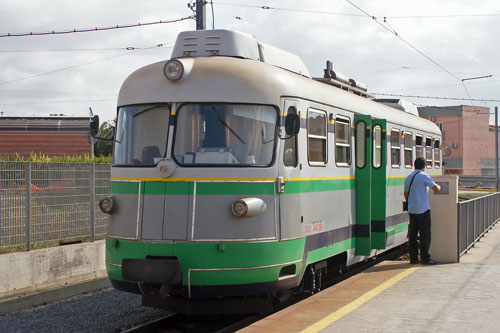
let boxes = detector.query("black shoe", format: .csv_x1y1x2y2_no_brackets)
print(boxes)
422,260,435,265
410,259,419,265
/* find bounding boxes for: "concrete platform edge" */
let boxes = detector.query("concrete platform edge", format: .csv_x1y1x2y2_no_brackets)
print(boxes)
0,277,112,316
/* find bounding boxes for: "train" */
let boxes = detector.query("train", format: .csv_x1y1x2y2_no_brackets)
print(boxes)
95,29,442,315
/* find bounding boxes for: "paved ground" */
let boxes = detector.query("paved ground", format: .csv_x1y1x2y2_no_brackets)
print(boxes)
244,223,500,332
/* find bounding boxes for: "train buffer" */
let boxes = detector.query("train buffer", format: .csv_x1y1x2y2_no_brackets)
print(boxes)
242,220,500,332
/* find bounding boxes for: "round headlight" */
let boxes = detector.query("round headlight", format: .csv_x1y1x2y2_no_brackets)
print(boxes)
99,196,115,214
163,59,184,81
232,200,248,217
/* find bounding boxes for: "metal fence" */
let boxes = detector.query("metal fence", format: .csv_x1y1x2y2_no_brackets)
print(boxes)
458,192,500,255
0,162,110,251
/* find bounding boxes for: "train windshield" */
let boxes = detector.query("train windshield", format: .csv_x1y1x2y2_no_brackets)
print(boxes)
113,104,170,166
173,104,278,166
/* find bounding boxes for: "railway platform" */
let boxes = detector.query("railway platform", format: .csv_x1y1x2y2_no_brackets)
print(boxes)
242,222,500,332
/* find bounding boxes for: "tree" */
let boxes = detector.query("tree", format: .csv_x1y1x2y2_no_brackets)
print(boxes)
95,120,115,157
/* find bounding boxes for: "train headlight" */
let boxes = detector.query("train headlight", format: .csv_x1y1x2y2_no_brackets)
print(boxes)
99,196,116,214
163,59,184,81
231,198,266,218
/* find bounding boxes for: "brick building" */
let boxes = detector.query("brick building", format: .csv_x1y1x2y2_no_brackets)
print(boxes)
418,105,498,175
0,117,92,158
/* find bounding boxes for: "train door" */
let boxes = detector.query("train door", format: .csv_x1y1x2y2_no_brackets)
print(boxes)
278,99,302,240
354,115,372,255
371,119,387,249
354,116,388,256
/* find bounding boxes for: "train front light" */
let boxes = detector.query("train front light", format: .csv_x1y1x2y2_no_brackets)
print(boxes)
163,59,184,81
99,196,116,214
231,198,266,218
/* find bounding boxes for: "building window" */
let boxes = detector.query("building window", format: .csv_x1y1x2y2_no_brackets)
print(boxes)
434,139,441,168
373,125,382,168
390,129,401,168
284,106,298,167
416,135,424,158
404,132,413,168
307,108,327,165
425,137,433,167
355,121,366,168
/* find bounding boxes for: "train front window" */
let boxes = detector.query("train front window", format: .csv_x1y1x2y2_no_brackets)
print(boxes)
173,104,277,166
113,104,170,166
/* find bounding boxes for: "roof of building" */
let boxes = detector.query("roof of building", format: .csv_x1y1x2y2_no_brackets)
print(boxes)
0,117,90,132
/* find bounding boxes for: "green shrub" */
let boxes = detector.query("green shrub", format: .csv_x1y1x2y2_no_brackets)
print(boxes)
0,152,111,164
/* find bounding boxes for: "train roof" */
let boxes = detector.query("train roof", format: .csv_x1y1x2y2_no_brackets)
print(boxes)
118,31,440,136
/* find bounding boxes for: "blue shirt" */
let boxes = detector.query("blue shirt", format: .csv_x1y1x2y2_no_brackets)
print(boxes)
404,170,437,214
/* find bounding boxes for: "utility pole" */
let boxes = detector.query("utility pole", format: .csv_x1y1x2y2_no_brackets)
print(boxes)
196,0,206,30
89,107,95,157
496,106,498,192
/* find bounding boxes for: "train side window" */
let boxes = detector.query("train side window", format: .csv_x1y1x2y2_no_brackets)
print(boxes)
425,137,433,167
434,139,441,168
335,117,351,166
284,106,298,167
404,131,413,168
416,135,424,158
390,128,401,168
373,125,382,168
355,121,366,168
307,108,327,165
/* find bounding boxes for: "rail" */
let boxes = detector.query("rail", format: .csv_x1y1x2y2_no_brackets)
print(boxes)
458,192,500,255
0,161,110,251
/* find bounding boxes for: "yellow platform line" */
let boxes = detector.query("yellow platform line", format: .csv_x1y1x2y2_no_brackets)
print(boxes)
300,265,421,333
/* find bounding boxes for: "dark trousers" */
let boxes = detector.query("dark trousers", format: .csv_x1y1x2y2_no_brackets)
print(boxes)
409,210,432,262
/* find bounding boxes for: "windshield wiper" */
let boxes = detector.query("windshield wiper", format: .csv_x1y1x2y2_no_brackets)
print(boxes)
133,105,170,118
211,106,246,144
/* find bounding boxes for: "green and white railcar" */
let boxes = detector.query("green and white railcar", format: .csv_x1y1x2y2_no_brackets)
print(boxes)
99,29,442,314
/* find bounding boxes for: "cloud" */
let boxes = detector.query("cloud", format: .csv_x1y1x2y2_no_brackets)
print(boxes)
0,0,498,122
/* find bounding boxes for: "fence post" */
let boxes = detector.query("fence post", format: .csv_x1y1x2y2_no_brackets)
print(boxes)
90,163,96,242
25,162,32,251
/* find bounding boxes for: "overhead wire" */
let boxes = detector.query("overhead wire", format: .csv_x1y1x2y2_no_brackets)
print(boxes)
0,99,115,106
344,0,476,106
213,2,500,19
0,45,174,53
373,92,500,103
0,89,116,96
0,43,167,86
215,2,494,81
0,16,194,38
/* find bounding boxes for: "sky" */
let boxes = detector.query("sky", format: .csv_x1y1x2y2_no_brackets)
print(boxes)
1,0,499,123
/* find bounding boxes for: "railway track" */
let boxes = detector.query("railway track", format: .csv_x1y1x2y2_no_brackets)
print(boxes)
122,245,406,333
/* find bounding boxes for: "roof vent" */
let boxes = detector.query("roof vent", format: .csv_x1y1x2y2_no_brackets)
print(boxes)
171,29,310,77
172,29,261,60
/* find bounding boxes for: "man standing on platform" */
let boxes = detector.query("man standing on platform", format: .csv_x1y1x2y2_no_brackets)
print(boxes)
404,157,442,264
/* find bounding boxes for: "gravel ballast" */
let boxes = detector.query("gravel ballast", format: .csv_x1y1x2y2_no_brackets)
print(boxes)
0,288,167,332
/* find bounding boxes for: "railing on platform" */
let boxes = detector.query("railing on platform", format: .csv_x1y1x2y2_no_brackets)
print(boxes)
458,192,500,255
0,162,110,251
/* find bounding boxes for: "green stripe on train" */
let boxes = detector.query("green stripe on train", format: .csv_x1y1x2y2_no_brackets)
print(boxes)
111,175,405,196
284,178,355,194
387,177,406,187
106,223,409,286
106,238,305,285
110,179,356,196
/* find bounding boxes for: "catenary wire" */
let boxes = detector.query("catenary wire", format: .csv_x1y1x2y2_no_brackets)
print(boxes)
0,44,166,86
213,2,500,19
0,44,174,53
0,16,194,38
0,89,116,96
373,92,500,103
344,0,476,105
